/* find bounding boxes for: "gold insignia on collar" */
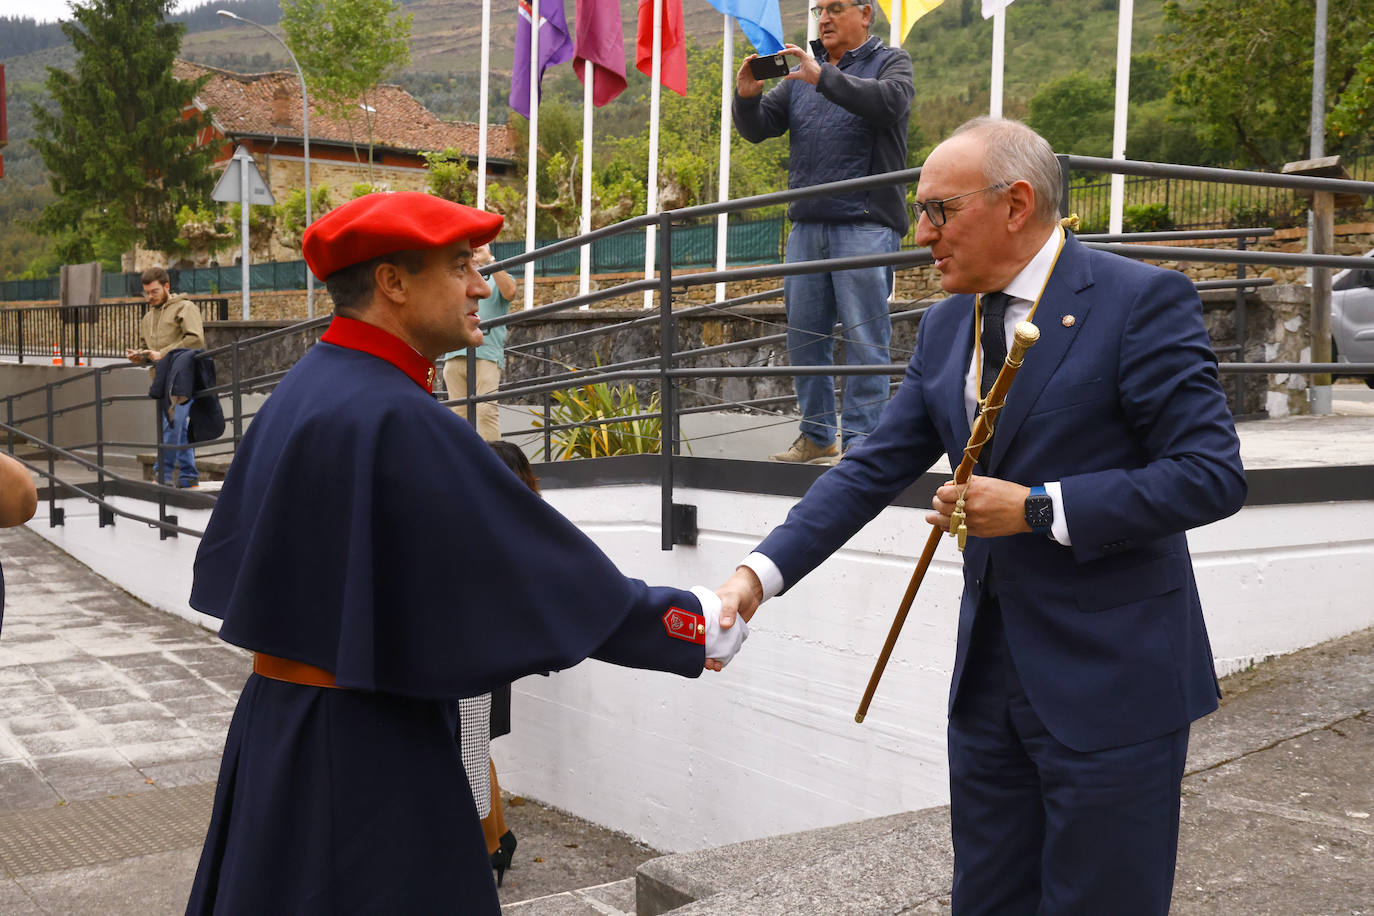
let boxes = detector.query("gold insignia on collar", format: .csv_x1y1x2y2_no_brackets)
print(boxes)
427,366,435,388
1062,315,1076,328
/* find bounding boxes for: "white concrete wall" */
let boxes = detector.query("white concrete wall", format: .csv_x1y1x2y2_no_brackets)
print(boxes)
24,485,1374,854
25,496,218,631
496,486,1374,853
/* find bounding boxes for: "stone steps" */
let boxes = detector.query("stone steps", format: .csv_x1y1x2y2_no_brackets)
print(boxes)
635,808,952,916
504,877,637,915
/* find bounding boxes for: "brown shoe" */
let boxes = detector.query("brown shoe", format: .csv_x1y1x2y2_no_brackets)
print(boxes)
769,434,838,464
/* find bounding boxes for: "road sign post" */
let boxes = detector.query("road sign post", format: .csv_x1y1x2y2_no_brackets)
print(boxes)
212,146,275,319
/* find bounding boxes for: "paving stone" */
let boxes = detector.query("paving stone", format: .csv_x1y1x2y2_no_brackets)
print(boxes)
63,687,147,710
0,693,68,719
14,728,112,758
116,737,223,769
100,719,197,748
0,761,60,814
14,847,202,916
83,702,176,726
120,664,196,685
102,653,174,670
0,878,44,915
141,757,224,789
28,748,129,779
159,694,237,718
138,679,219,702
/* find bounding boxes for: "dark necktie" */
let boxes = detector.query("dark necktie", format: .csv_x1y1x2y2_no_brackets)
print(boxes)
980,291,1010,400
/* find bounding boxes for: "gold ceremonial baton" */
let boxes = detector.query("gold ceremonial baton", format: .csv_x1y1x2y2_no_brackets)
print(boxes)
855,320,1040,724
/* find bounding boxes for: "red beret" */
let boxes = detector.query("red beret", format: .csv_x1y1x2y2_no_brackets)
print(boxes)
302,192,504,280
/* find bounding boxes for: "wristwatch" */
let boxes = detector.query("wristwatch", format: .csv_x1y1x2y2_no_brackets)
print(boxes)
1024,485,1054,535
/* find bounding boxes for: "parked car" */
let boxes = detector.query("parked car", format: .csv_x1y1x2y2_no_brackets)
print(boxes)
1331,246,1374,387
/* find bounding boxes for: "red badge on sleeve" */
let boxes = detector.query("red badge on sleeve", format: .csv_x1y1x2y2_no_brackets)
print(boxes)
662,607,706,645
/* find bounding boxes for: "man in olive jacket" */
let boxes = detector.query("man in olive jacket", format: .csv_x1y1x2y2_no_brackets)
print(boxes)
126,266,205,487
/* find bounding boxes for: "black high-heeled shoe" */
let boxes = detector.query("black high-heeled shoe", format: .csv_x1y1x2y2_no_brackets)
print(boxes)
491,830,517,887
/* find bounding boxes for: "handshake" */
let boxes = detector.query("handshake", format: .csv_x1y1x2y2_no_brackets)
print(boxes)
698,565,767,673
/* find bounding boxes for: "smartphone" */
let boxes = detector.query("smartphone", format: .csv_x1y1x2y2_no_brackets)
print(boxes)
748,54,790,81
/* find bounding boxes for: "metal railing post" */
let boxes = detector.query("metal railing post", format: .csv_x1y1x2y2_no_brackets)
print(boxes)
94,368,112,526
46,383,62,527
231,339,244,445
466,349,478,429
541,343,552,460
1233,235,1249,411
16,309,24,364
658,212,676,551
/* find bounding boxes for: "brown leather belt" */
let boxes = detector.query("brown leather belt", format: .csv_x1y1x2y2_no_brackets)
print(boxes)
253,652,339,688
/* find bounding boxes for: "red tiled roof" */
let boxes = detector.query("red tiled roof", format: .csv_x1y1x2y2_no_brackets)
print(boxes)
174,59,514,161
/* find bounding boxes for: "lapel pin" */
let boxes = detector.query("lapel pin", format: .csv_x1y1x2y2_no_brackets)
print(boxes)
1061,314,1076,328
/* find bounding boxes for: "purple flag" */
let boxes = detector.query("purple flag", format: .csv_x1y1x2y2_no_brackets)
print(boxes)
510,0,575,118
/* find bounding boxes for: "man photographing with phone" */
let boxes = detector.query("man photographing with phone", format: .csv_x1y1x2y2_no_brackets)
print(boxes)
733,1,913,465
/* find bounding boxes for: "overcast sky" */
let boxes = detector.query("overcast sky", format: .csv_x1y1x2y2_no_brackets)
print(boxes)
1,0,213,25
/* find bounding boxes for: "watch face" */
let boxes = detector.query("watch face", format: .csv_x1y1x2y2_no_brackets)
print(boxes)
1026,495,1054,531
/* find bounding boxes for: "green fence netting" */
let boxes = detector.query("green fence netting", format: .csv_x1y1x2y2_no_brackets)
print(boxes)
2,218,786,303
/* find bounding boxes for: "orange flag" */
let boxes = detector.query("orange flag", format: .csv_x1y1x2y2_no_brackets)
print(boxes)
635,0,687,97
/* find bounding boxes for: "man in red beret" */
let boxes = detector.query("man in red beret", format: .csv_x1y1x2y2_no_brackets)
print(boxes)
184,193,747,915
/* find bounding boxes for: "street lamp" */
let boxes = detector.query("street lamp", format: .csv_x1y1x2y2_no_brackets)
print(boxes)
216,9,315,317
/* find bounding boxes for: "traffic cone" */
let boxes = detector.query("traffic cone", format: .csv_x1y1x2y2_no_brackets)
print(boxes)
51,344,61,365
76,349,84,367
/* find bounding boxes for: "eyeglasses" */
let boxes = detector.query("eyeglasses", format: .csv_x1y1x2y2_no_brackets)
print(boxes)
910,184,1008,228
810,2,864,19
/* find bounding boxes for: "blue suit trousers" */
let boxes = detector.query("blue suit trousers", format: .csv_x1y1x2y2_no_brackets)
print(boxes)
948,595,1189,915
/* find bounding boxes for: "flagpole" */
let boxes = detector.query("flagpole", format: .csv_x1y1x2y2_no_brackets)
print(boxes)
888,0,900,305
716,17,733,303
478,0,491,209
525,0,540,311
1108,0,1132,234
580,64,594,307
644,0,664,309
989,5,1005,117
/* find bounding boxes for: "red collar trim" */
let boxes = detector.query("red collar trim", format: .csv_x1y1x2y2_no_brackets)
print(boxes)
320,316,436,393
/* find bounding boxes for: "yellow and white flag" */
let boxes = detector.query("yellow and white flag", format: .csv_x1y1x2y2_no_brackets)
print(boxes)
875,0,948,43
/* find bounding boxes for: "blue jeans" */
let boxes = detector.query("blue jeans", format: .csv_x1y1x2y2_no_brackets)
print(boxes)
159,400,197,486
783,221,898,450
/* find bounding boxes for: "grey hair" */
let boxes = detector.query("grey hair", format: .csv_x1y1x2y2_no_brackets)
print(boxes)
951,117,1062,225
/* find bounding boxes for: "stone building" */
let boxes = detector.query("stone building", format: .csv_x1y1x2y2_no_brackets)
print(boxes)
155,59,516,266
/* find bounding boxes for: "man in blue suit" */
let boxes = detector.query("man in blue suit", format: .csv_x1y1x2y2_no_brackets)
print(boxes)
713,118,1246,914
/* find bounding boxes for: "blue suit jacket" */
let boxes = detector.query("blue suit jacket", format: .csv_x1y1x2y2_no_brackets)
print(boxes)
757,233,1247,752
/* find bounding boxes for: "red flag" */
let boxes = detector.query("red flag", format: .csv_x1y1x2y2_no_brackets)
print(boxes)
574,0,628,107
635,0,687,98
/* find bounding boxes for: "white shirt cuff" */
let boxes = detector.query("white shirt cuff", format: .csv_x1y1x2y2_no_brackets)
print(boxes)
741,552,784,602
691,586,748,667
1044,480,1071,546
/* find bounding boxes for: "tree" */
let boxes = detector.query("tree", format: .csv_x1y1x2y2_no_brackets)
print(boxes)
1026,72,1114,158
1328,36,1374,142
280,0,412,178
1159,0,1374,170
422,148,474,206
30,0,216,263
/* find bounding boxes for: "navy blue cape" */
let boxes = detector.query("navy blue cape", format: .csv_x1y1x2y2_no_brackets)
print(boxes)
186,329,703,915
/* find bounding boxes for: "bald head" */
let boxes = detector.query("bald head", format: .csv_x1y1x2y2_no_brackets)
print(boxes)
913,119,1062,294
948,117,1063,226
